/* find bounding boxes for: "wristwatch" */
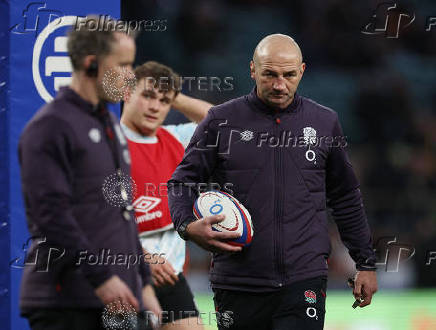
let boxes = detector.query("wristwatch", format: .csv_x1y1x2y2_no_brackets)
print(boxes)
177,219,195,241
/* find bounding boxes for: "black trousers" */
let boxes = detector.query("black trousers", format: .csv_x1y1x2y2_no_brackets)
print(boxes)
23,308,154,330
213,276,327,330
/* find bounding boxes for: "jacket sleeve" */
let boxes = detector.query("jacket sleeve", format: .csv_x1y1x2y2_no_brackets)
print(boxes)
325,114,377,270
167,108,220,231
19,116,113,288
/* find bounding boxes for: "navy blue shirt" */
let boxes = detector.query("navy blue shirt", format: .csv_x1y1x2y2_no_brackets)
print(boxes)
168,88,376,292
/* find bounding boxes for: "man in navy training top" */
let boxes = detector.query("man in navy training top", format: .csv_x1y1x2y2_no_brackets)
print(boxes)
167,34,378,330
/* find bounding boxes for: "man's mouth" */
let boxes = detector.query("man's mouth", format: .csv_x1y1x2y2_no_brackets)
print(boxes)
144,114,158,122
270,94,286,99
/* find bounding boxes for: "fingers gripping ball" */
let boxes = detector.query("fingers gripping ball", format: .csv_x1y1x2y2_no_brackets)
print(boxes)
193,191,253,246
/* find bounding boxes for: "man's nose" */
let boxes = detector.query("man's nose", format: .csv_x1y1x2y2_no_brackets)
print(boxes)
148,99,160,112
272,78,286,91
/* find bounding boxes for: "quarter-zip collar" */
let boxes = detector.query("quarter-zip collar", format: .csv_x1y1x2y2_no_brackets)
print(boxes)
57,86,106,115
246,86,301,116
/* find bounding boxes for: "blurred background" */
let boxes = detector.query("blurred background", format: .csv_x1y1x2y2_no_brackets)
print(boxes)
122,0,436,329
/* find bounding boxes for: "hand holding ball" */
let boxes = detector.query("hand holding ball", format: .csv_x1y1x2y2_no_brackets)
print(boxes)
193,191,253,247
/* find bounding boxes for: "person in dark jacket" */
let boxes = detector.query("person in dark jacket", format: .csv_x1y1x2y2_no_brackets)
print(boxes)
167,34,378,330
19,16,160,330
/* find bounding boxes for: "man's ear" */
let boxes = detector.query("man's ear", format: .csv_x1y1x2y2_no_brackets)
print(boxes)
300,62,306,76
250,60,255,80
82,55,97,72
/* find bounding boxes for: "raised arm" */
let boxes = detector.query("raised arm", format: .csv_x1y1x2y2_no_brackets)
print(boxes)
171,93,213,123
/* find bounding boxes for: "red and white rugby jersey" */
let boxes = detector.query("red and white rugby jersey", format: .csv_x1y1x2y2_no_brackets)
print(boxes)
121,122,196,235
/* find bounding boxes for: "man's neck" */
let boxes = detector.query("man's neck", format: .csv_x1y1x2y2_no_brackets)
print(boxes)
70,73,99,106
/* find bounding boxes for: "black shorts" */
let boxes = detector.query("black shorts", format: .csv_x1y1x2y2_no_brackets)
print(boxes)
213,276,327,330
153,272,199,324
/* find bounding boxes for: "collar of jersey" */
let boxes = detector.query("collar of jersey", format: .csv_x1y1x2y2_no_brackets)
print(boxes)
120,123,159,144
247,86,301,116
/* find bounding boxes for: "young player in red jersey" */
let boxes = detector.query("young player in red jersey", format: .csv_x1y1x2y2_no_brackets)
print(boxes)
121,61,212,329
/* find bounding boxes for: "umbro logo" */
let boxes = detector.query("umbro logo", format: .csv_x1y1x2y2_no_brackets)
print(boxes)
133,196,161,213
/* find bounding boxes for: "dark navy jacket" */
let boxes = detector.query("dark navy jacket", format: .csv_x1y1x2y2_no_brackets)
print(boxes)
168,88,376,292
19,87,150,309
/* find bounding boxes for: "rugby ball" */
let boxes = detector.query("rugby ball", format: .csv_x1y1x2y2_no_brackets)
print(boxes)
193,191,253,246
